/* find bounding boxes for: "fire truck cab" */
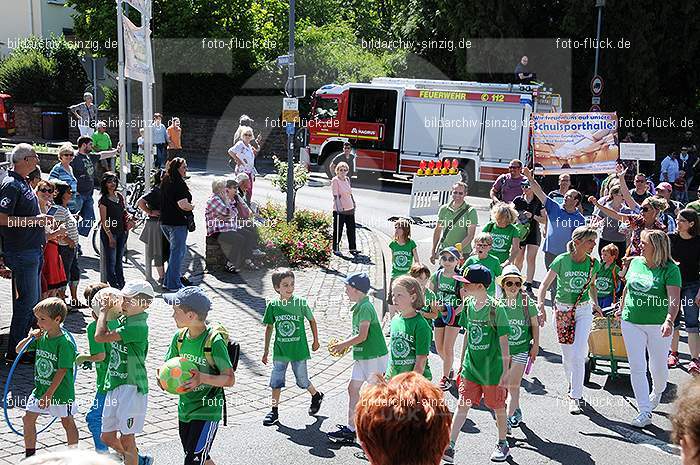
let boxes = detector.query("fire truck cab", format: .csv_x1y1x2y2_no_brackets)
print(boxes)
306,77,560,185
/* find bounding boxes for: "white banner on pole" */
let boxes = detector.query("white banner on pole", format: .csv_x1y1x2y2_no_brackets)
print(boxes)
123,0,151,16
620,143,656,161
123,16,154,83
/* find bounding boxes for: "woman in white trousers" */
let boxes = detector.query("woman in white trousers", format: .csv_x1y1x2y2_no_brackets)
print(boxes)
538,226,603,414
619,229,681,428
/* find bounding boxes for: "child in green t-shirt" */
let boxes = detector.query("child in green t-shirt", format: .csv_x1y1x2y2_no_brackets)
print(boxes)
262,269,323,427
386,276,432,380
409,263,439,325
444,265,511,464
495,265,539,432
75,282,111,453
162,286,235,465
387,218,420,324
464,233,502,297
17,298,78,459
597,243,624,309
483,202,520,266
94,280,154,465
327,272,388,446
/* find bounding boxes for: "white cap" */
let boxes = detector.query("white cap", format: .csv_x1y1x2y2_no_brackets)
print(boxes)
91,287,123,315
121,280,155,298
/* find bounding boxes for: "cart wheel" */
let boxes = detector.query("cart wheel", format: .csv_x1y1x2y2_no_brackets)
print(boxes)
584,358,595,384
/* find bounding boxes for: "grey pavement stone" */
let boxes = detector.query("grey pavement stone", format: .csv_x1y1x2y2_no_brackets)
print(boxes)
0,183,386,462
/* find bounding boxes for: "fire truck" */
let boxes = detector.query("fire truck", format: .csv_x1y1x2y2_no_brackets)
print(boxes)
304,77,561,185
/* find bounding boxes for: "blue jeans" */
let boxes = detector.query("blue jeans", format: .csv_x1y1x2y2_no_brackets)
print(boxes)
76,191,95,237
676,281,700,333
86,392,108,452
269,360,311,389
5,249,43,358
155,143,167,169
101,230,126,289
161,224,188,290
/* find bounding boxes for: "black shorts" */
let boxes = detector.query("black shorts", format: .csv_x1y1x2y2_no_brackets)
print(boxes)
519,222,541,247
433,305,461,328
179,420,219,465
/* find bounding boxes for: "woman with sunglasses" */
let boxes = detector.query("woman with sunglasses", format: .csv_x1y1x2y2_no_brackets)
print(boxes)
52,181,82,308
98,172,129,289
331,161,359,255
496,265,539,431
48,143,79,214
538,225,602,414
431,182,478,264
591,184,629,263
228,125,257,203
36,180,68,299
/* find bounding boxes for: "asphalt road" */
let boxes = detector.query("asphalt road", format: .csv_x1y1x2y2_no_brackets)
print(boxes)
161,164,683,465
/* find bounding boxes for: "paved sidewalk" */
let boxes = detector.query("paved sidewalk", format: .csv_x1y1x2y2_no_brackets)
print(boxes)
0,179,385,463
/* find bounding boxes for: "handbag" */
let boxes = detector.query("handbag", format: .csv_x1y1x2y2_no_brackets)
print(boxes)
555,257,595,345
119,193,135,232
185,212,196,232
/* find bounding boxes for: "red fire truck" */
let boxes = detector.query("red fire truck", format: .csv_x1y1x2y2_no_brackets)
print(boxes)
0,94,16,137
305,78,561,185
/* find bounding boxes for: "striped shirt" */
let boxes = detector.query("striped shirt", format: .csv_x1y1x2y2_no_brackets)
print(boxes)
205,194,238,236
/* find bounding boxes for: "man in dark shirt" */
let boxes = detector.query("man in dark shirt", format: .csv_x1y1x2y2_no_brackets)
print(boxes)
631,173,652,204
330,142,356,177
514,56,535,84
0,144,51,361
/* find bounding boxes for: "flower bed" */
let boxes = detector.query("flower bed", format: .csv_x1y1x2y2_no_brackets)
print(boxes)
258,202,331,268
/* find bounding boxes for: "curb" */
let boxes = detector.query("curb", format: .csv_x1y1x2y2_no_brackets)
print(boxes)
262,173,330,187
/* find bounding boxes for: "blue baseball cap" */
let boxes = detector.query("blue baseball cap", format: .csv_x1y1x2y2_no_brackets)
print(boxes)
163,286,212,317
454,264,492,288
440,246,461,260
344,272,371,294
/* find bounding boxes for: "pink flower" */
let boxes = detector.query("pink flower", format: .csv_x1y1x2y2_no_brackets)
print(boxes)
266,240,274,248
297,241,304,249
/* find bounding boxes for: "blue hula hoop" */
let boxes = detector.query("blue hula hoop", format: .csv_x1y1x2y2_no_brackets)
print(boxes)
3,330,78,436
441,305,455,325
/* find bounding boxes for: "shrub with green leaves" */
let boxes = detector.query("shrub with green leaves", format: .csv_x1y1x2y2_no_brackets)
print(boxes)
258,202,331,267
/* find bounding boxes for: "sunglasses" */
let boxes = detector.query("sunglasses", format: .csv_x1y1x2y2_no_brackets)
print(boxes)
61,153,75,158
509,166,522,170
440,255,456,262
38,188,54,193
452,191,465,195
503,280,522,288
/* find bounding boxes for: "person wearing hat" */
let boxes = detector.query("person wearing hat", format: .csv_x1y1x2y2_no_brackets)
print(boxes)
162,286,235,465
512,179,545,294
655,181,681,231
430,246,463,391
94,280,154,465
495,265,539,431
445,264,511,463
327,272,388,446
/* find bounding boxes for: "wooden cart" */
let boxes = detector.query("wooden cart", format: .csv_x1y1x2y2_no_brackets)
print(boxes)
584,313,628,383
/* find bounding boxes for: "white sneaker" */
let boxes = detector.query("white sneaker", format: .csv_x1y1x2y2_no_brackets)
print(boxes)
568,397,582,415
649,392,662,410
630,411,652,428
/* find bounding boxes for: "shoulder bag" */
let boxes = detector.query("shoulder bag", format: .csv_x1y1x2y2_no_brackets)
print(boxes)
554,257,595,345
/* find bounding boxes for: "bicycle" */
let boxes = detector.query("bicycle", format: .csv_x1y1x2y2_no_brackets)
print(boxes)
91,164,147,257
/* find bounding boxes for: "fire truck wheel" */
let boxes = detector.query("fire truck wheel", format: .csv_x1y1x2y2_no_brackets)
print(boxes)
323,152,341,179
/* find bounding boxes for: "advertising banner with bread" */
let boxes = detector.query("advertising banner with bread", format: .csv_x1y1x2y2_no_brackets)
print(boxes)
532,112,618,175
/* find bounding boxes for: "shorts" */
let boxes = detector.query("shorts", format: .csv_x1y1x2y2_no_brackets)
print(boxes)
458,377,507,410
26,393,76,418
433,304,461,328
102,384,148,434
598,295,614,310
269,360,311,389
179,419,219,465
519,222,541,247
511,352,529,365
675,282,700,333
351,355,389,383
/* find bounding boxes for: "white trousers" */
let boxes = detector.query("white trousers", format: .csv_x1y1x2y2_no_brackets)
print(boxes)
621,320,671,413
556,301,593,400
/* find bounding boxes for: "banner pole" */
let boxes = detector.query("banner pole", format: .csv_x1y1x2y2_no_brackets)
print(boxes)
116,0,127,187
142,3,154,282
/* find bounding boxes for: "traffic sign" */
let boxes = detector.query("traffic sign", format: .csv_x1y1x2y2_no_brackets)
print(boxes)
591,96,601,105
277,55,291,67
591,75,604,96
590,104,601,112
282,97,300,124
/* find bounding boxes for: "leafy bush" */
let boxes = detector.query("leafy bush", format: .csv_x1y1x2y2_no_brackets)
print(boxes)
0,35,88,105
258,202,331,267
270,156,309,197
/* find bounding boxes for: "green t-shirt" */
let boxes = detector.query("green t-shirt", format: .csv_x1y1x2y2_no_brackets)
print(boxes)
87,320,119,394
28,332,76,405
437,202,479,256
165,328,233,422
550,253,600,305
459,297,510,386
386,314,432,380
596,262,621,299
623,257,682,325
686,200,700,215
419,288,437,328
104,312,149,394
431,270,461,309
390,239,417,278
500,297,536,355
483,222,519,264
262,297,314,362
351,296,388,361
91,131,112,151
464,254,502,297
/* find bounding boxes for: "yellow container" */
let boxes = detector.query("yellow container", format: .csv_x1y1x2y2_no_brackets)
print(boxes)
588,326,627,359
